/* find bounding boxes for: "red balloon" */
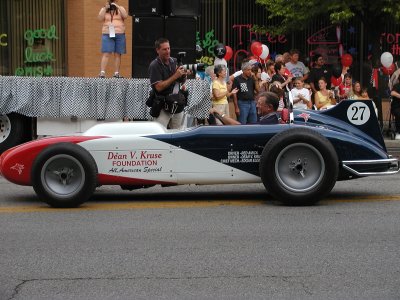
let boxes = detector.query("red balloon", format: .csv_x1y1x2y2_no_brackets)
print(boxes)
331,76,342,87
382,63,396,75
250,41,263,57
341,54,353,67
224,46,233,61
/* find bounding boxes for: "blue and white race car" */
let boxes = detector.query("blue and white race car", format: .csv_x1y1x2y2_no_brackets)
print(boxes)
0,100,398,207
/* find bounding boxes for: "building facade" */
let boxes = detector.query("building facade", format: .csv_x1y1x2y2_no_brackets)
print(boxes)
0,0,132,77
0,0,399,87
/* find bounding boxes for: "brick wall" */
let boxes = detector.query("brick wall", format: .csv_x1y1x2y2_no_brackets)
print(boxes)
67,0,132,78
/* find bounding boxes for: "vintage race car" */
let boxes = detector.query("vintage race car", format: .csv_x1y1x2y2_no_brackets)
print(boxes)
0,100,398,208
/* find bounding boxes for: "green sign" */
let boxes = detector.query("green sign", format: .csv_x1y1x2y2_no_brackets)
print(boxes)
24,25,58,46
15,25,58,76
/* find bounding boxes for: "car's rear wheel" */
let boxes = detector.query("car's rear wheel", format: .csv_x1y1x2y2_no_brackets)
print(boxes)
31,143,97,208
260,128,339,205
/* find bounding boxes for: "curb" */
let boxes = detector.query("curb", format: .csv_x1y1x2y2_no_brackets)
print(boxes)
384,139,400,148
384,139,400,157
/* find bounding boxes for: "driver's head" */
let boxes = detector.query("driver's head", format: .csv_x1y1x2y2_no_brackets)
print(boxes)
256,92,279,115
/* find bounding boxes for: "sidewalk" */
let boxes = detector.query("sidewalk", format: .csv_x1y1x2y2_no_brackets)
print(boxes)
384,137,400,156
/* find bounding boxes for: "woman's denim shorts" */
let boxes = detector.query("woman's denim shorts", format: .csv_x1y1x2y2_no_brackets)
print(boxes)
101,33,126,54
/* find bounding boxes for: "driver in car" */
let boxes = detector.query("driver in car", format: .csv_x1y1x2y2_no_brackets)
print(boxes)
209,91,280,125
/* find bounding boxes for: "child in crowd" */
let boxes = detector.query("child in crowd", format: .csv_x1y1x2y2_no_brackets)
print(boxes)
361,88,369,99
339,73,353,101
291,77,312,109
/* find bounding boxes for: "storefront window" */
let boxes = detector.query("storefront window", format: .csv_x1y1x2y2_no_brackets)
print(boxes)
0,0,9,74
0,0,65,76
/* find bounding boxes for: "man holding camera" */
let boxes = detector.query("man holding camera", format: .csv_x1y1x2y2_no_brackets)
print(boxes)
148,38,188,129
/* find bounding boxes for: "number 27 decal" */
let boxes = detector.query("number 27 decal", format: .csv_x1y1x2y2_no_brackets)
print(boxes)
351,105,366,120
347,102,370,125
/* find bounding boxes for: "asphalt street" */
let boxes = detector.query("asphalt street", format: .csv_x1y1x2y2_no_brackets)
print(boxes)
0,174,400,299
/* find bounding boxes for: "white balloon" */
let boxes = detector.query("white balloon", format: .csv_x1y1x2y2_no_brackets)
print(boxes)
259,44,269,60
381,52,393,68
214,57,227,66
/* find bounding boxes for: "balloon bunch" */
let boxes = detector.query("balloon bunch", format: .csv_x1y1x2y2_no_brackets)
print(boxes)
213,43,233,66
250,41,269,61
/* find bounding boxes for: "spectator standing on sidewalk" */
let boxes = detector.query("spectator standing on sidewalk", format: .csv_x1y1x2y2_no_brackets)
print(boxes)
390,81,400,139
282,52,291,65
253,64,268,92
309,54,331,94
285,49,309,82
272,62,293,90
98,0,128,78
148,38,189,129
262,60,275,86
232,61,260,124
211,64,238,125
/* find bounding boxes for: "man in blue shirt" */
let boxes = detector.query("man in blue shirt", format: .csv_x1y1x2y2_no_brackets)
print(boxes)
210,92,280,125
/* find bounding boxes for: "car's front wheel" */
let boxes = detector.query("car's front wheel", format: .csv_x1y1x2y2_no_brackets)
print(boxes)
260,128,339,205
31,143,97,208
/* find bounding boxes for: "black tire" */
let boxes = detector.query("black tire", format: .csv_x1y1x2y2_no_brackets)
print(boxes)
0,114,26,153
260,128,339,206
31,143,98,208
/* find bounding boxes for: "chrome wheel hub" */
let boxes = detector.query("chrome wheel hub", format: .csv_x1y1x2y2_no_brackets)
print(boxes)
275,143,325,192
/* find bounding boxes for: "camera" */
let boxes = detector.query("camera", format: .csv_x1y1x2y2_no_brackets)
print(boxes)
108,0,116,10
177,52,205,73
183,63,206,73
177,52,186,66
